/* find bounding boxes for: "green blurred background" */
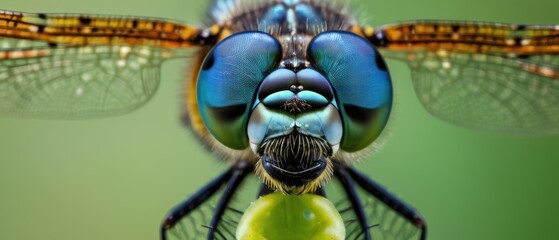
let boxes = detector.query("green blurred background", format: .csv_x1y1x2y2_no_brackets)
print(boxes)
1,0,558,239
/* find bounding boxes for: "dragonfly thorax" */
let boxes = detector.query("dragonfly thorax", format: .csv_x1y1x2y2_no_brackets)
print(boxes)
210,0,357,36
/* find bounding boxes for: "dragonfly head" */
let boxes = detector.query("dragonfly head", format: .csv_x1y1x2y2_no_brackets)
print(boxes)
196,31,392,194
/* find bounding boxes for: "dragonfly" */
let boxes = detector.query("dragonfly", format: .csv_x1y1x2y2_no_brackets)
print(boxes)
1,0,558,240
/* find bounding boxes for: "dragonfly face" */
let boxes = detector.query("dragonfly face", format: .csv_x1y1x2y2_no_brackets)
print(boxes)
1,0,559,240
195,29,392,194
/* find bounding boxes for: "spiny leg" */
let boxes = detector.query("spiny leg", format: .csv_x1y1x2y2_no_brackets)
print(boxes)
205,162,252,240
334,166,372,240
345,167,427,240
160,161,252,240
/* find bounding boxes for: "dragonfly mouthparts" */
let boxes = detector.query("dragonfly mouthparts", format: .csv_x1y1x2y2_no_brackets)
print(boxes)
255,131,333,193
262,155,327,187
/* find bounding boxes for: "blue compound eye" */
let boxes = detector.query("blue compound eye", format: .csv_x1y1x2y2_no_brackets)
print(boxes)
307,31,393,152
197,32,282,149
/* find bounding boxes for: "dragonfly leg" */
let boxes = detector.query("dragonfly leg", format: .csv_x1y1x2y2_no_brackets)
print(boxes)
205,162,252,240
345,167,427,240
334,166,372,240
160,161,252,240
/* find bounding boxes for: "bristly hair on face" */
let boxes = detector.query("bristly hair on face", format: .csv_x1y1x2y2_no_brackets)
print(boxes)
255,131,334,194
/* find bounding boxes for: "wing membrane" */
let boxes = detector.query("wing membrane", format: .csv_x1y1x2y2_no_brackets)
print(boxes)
0,10,214,118
0,45,173,118
402,51,559,133
356,21,559,133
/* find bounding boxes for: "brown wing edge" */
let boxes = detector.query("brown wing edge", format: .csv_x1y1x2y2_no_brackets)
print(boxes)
351,21,559,79
0,9,226,51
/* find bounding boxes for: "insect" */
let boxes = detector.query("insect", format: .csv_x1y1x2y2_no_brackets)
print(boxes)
1,0,559,240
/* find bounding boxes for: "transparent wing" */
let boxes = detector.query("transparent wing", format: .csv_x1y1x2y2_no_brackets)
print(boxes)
0,10,214,118
355,21,559,133
1,44,170,118
392,51,559,133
